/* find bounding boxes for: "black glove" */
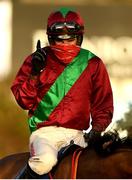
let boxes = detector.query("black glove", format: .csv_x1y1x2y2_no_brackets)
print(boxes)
31,40,46,76
84,129,101,147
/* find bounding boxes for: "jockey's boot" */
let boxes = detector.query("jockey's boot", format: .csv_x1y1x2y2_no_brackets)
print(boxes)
18,163,48,179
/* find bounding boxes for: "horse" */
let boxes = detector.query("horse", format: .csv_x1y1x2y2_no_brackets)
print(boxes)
0,133,132,179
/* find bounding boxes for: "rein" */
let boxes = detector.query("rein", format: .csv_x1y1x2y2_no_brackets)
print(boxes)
49,147,83,179
71,147,83,179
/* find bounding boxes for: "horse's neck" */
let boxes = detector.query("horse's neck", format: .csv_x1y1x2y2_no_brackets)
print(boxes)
115,147,132,153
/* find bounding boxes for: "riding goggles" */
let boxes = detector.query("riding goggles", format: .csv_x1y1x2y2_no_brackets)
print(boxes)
47,22,84,35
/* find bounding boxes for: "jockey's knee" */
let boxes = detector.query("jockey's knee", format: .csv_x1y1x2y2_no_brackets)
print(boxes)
28,143,58,175
28,151,57,175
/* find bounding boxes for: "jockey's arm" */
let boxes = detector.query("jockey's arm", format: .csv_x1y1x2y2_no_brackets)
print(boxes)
11,55,39,110
90,59,113,132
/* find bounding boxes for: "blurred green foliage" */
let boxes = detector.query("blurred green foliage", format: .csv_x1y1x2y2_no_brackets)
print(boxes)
0,74,30,158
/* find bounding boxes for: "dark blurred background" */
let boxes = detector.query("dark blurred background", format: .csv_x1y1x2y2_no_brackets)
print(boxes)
0,0,132,158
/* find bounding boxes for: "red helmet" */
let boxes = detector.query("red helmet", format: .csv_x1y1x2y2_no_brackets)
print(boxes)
47,8,84,45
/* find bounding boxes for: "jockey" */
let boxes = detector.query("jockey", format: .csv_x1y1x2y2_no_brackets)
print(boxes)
11,7,113,178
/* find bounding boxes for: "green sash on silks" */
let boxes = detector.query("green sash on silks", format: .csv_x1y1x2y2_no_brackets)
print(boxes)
28,48,96,132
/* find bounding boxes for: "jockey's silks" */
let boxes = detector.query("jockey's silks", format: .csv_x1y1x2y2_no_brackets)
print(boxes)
28,48,95,132
11,47,113,133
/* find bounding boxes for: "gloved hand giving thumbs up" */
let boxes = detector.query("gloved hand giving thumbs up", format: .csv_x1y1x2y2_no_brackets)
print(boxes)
31,40,46,76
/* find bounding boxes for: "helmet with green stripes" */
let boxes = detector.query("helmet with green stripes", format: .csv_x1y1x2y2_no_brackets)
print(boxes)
47,8,84,45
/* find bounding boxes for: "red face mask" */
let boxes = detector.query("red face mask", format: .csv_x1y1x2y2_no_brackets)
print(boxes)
50,44,80,64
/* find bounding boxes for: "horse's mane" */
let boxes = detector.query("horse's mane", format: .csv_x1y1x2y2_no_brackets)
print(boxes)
92,130,132,156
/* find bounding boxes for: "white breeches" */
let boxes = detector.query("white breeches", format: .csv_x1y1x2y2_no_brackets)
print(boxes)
28,126,87,175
